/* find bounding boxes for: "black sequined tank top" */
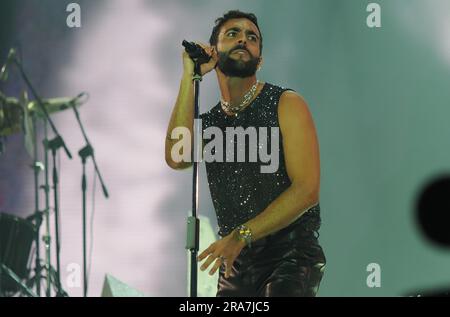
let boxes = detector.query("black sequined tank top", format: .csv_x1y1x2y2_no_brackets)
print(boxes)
200,82,321,237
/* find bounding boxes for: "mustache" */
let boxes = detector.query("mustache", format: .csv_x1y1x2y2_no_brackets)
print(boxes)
229,45,253,57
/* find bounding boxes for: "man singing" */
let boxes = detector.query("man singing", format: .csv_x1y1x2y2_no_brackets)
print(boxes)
165,10,326,297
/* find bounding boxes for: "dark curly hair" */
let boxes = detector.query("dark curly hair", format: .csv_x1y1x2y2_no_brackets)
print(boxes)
209,10,263,53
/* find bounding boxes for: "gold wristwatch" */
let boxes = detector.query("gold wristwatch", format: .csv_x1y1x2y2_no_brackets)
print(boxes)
236,224,252,248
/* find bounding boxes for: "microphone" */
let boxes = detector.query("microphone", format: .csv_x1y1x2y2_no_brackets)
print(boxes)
182,40,211,64
0,48,17,82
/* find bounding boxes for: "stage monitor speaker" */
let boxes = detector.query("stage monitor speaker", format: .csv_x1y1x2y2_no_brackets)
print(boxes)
101,274,147,297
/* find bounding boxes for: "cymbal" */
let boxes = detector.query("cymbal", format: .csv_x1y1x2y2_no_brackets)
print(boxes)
27,97,84,117
0,95,22,136
0,94,85,137
0,91,34,157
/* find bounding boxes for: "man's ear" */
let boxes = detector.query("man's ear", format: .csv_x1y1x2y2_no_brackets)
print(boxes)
212,46,218,59
212,46,219,68
257,56,264,71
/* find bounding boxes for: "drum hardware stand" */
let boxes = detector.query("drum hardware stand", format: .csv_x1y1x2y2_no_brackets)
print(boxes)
26,205,43,296
0,264,37,297
31,111,43,297
24,258,64,296
24,120,55,297
11,111,66,298
7,48,72,297
42,120,52,297
70,101,109,297
44,136,67,297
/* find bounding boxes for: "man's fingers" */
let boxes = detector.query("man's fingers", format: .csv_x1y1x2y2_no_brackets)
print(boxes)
208,258,223,276
197,250,208,262
200,254,216,271
197,43,212,54
197,245,213,261
225,261,232,278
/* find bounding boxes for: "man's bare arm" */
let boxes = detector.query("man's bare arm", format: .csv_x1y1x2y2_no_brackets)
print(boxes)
165,72,195,170
240,91,321,242
165,46,218,170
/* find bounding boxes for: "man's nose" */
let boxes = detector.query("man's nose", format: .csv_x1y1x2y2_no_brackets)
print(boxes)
237,34,247,46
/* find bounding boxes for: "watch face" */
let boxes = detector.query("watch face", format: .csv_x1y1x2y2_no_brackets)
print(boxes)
239,226,251,239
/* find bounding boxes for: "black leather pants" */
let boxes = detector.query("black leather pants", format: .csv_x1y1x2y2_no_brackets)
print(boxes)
216,212,326,297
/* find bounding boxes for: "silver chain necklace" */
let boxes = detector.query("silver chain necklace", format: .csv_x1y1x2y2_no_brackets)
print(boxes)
220,81,259,115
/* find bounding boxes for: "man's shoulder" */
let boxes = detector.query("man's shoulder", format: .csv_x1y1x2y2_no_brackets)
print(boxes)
279,89,309,114
263,82,299,110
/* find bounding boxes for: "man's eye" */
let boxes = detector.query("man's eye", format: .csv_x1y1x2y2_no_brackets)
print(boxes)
248,35,257,41
227,31,236,37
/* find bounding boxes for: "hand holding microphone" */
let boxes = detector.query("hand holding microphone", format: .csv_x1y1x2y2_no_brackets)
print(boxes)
182,41,218,77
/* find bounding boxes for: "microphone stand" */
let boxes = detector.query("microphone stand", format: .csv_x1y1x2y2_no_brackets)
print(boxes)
11,53,71,297
70,102,109,297
187,62,201,297
42,120,52,297
182,40,210,297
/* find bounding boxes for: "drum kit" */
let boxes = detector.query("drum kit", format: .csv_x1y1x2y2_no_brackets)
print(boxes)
0,92,81,297
0,48,108,297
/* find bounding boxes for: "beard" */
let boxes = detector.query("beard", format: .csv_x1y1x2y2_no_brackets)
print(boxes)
217,47,260,78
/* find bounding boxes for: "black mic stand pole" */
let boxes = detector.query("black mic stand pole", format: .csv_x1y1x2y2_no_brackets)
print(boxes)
70,102,109,297
185,61,205,298
11,54,71,297
188,61,201,298
181,40,211,298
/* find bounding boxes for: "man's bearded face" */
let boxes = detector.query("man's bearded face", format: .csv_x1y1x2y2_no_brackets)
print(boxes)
216,44,260,78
